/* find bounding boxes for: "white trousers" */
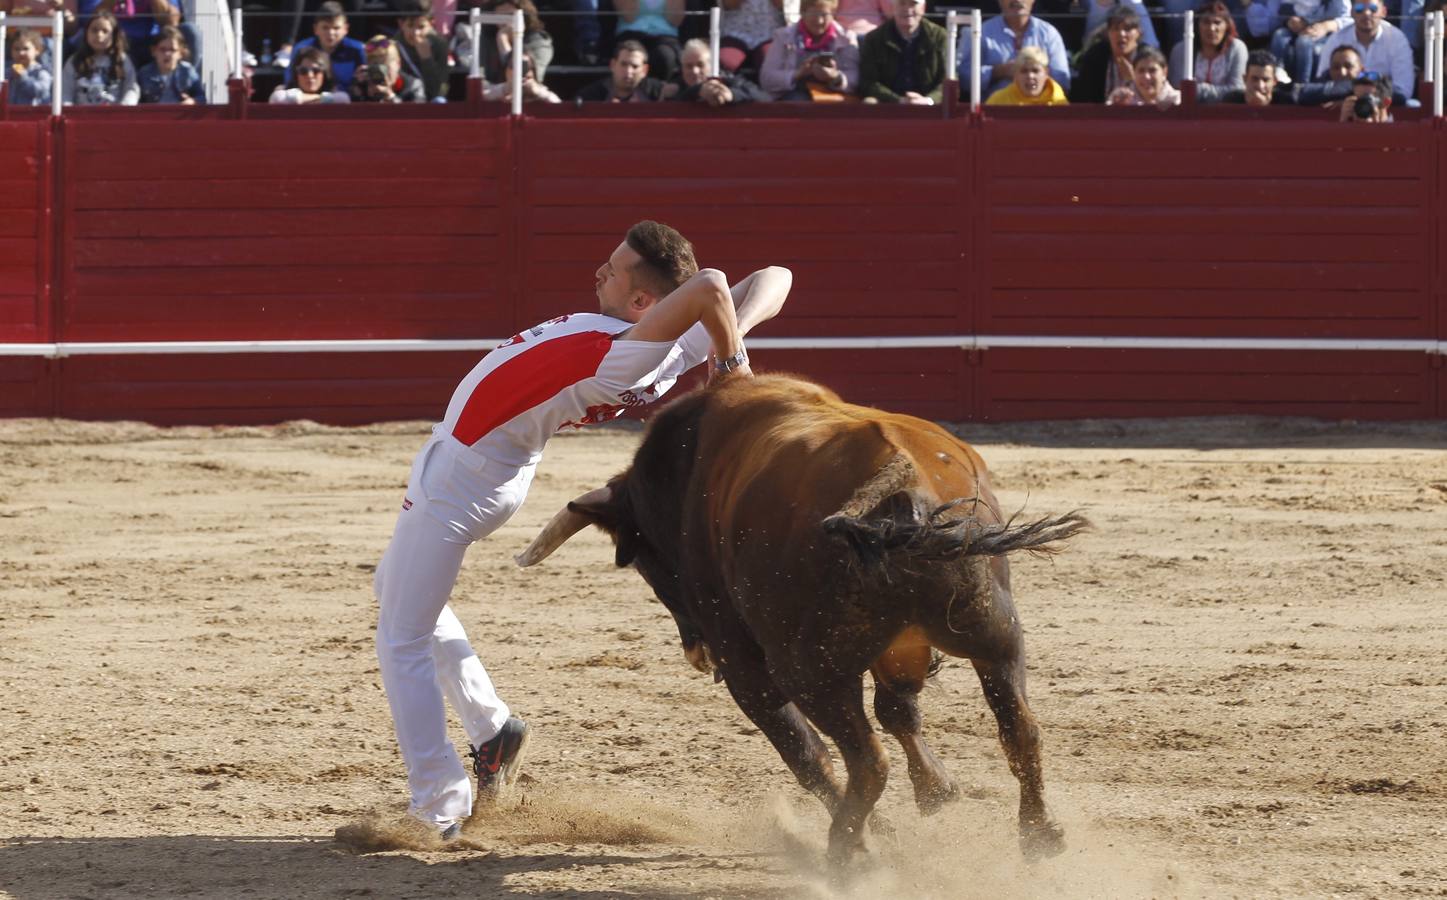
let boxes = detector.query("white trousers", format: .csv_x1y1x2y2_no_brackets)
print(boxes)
373,435,534,826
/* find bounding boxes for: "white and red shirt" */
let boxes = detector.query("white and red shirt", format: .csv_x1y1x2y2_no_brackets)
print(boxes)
439,313,711,468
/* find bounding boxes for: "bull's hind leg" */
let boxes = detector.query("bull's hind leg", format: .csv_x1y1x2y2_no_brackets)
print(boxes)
871,642,960,815
973,656,1065,860
722,671,844,814
787,677,888,864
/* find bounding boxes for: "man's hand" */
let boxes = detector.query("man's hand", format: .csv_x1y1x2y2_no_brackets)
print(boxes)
1303,20,1335,37
699,78,733,106
902,90,933,105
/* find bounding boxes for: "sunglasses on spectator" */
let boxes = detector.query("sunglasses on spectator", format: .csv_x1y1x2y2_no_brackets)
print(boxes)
296,66,325,75
1356,69,1382,81
1352,3,1379,11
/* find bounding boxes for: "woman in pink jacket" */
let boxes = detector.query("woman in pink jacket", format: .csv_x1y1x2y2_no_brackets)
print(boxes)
758,0,860,100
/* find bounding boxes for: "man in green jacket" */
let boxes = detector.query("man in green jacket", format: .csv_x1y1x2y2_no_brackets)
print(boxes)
859,0,948,104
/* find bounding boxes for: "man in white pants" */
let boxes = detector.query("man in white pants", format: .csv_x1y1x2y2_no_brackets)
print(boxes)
373,220,793,838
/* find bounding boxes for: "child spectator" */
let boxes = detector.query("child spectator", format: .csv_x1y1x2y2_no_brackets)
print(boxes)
963,0,1071,98
1,0,77,64
1269,0,1350,85
985,44,1068,104
74,0,198,71
137,24,203,103
577,39,666,100
1070,4,1142,103
1108,44,1182,105
6,29,53,106
1338,69,1392,120
484,0,553,82
62,10,138,105
859,0,947,104
482,49,562,102
1169,1,1246,102
720,0,785,73
760,0,861,100
612,0,684,82
396,0,452,101
268,45,351,102
290,1,368,90
350,35,427,101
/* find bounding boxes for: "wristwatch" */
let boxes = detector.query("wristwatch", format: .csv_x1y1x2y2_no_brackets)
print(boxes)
714,349,749,374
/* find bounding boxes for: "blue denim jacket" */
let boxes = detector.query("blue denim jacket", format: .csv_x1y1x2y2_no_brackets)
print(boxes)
137,60,206,104
9,64,54,106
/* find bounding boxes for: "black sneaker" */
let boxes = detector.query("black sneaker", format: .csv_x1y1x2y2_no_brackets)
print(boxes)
468,716,529,800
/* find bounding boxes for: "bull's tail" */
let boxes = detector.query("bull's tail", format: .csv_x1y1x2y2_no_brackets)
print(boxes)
821,453,1089,573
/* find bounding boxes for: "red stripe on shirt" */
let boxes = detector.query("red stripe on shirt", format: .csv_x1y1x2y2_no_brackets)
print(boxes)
451,330,614,446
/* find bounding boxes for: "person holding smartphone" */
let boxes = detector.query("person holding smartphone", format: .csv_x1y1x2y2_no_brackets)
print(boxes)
759,0,860,100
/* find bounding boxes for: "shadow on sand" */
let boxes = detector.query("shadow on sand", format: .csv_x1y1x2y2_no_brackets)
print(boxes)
0,834,789,900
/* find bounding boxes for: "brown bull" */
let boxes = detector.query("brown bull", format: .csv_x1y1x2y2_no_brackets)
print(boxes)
519,374,1088,863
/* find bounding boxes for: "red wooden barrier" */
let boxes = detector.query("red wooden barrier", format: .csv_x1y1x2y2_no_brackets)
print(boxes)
1,109,1443,423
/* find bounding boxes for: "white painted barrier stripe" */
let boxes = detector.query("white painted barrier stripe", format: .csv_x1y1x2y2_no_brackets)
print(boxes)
2,337,1444,357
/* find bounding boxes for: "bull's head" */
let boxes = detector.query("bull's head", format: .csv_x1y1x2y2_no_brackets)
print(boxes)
517,476,712,675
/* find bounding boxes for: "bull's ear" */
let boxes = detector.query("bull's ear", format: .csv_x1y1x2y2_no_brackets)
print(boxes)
516,486,614,567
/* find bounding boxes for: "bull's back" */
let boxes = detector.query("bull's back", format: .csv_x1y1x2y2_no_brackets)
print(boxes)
693,375,997,554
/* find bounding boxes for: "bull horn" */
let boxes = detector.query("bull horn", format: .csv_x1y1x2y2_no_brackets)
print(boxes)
515,486,612,567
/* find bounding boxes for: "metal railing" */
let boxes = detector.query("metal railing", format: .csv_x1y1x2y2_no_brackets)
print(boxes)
0,10,66,116
945,9,982,112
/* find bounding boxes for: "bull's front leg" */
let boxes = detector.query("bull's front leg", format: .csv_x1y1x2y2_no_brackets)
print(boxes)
722,671,844,813
972,656,1065,860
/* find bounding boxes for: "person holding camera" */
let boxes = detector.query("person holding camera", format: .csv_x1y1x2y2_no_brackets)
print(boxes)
759,0,860,100
351,35,427,102
1338,69,1392,120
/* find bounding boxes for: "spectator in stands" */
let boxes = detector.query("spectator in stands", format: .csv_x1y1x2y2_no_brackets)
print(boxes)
62,10,138,104
963,0,1070,98
1,0,77,67
1220,48,1295,102
1294,43,1361,104
483,49,563,101
611,0,684,82
666,37,769,102
1268,0,1349,85
1070,4,1142,103
274,0,362,66
984,44,1068,103
759,0,860,100
269,44,351,102
1169,1,1245,101
859,0,947,103
567,0,603,65
74,0,198,71
1083,0,1159,50
484,0,554,82
290,1,368,90
1338,68,1392,119
6,29,53,106
836,0,892,37
1109,44,1182,105
720,0,785,73
578,38,667,99
1315,0,1413,99
397,0,452,101
137,24,203,103
351,35,428,101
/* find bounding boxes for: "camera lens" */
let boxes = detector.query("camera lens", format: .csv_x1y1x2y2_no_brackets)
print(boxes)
1353,94,1377,120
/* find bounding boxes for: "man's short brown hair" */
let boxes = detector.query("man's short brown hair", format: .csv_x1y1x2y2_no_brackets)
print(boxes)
625,221,698,297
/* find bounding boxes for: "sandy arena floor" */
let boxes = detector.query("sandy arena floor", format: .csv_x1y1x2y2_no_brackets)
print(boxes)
1,414,1445,899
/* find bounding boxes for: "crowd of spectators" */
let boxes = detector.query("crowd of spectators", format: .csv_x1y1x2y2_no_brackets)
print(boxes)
1,0,1438,112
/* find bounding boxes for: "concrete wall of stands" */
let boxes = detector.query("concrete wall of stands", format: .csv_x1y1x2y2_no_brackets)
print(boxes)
2,104,1443,424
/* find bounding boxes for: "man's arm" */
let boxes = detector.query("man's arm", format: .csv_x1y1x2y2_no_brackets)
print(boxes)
623,268,743,364
728,265,792,336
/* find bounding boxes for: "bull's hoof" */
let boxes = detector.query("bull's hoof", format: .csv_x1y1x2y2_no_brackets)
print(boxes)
825,822,873,870
1019,818,1066,862
915,779,961,816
